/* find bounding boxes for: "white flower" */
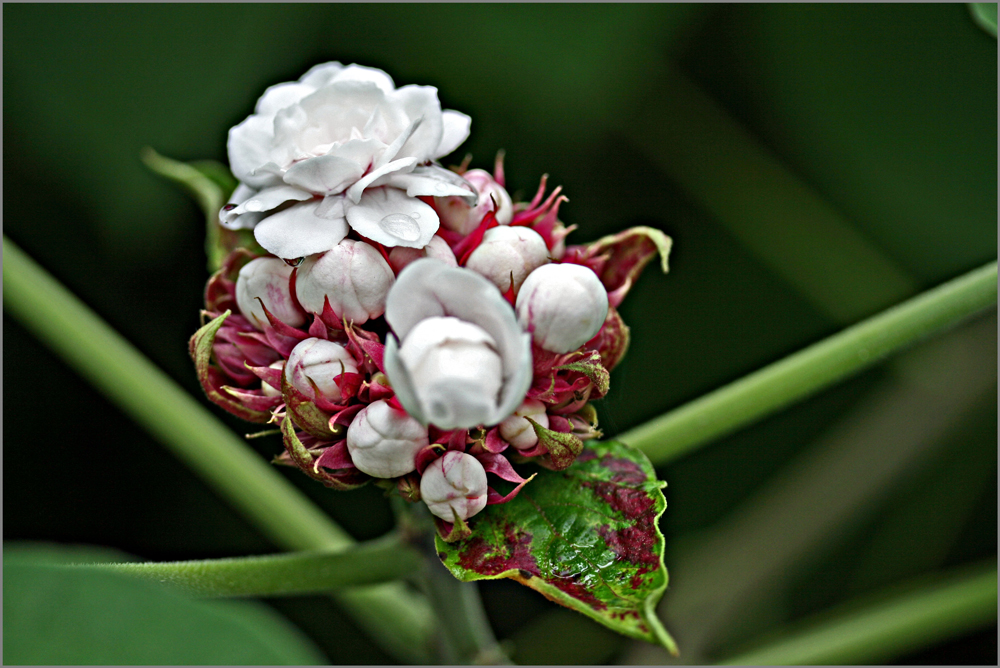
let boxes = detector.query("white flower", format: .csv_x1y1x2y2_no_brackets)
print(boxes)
221,62,476,258
498,399,549,450
515,263,609,353
295,239,395,325
388,235,457,273
346,400,429,478
384,259,532,430
285,338,359,402
464,225,550,294
235,256,306,330
420,451,488,521
437,168,513,235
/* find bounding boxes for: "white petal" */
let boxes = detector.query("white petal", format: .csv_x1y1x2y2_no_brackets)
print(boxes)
436,111,471,158
220,185,312,228
330,64,396,92
345,157,418,204
345,187,439,248
297,61,347,88
385,170,476,200
384,334,426,423
253,200,349,259
283,154,366,195
392,85,444,162
228,114,280,188
255,82,316,116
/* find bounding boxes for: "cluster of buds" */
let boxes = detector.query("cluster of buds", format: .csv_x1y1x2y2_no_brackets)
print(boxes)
193,63,670,539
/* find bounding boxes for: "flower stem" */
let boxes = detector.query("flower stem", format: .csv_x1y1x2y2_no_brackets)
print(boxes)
2,237,434,662
84,534,422,597
620,260,998,466
718,562,997,665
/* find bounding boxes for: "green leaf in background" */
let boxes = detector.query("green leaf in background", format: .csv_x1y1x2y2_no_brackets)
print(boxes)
436,441,678,653
141,147,260,270
4,543,325,665
969,3,998,37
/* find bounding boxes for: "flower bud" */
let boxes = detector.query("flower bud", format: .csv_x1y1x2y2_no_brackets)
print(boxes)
235,257,307,330
465,226,550,294
286,338,359,402
397,316,504,430
388,235,458,274
437,169,513,235
420,451,488,521
384,260,533,430
516,263,609,353
261,361,285,397
346,400,429,478
295,239,395,324
498,399,549,450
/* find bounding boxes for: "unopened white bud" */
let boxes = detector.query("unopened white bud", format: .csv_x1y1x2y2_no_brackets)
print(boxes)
498,399,549,450
236,257,306,330
261,361,285,397
346,400,429,478
437,169,513,235
516,263,609,353
295,239,395,324
398,316,504,430
420,451,488,521
388,235,458,274
465,226,550,294
286,338,359,402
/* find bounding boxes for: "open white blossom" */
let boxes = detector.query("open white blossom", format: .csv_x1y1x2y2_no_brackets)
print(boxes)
221,62,476,258
285,338,359,402
346,400,429,478
420,451,489,521
465,225,550,294
235,256,306,330
384,259,532,430
515,263,609,353
295,239,395,325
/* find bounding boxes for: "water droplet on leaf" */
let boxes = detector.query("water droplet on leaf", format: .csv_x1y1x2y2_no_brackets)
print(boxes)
378,213,421,242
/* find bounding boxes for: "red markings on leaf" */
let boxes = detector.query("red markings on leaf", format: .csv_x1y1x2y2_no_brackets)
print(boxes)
457,523,536,576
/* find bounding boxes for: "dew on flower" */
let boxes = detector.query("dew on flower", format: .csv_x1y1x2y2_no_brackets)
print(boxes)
378,213,422,242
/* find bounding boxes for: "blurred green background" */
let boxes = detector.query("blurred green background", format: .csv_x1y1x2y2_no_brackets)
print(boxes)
5,4,996,664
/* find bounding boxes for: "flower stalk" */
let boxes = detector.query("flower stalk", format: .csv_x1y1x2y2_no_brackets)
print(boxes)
622,260,998,465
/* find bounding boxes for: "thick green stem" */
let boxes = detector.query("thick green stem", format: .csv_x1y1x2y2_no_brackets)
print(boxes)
718,563,997,665
620,260,997,465
84,535,422,598
2,238,433,662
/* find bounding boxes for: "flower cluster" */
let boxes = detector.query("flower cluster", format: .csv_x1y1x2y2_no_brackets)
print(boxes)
193,63,670,538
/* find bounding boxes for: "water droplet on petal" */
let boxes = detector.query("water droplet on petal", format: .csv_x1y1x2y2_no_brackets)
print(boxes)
378,213,421,242
283,257,304,267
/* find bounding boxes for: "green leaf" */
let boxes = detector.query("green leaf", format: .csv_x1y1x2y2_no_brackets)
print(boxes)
141,147,259,271
4,543,325,665
969,3,997,37
436,440,678,653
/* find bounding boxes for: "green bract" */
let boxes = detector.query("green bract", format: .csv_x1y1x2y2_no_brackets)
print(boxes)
436,440,678,653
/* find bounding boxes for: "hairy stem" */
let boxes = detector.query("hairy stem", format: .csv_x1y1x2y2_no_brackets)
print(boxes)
620,260,997,465
84,534,422,598
2,238,434,662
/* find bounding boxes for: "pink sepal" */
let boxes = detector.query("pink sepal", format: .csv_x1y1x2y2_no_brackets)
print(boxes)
483,427,508,454
315,441,355,470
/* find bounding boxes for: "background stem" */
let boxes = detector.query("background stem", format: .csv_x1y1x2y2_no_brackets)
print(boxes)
719,563,997,665
2,238,434,662
620,260,998,465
